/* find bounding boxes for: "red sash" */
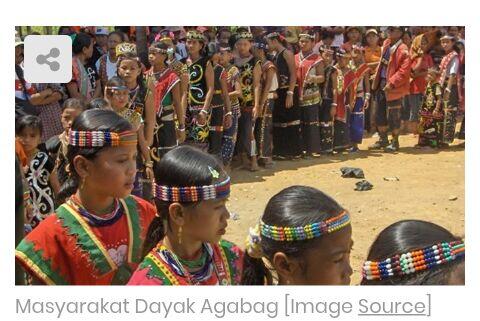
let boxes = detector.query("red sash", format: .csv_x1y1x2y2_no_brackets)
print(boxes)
350,63,370,104
295,52,323,98
149,68,180,115
336,68,356,122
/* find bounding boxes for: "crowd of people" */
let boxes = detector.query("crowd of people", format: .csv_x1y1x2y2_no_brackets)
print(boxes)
14,26,465,286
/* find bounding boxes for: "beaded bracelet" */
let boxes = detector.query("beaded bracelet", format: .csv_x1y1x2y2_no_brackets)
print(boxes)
154,176,230,203
362,240,465,281
260,211,351,242
68,130,138,148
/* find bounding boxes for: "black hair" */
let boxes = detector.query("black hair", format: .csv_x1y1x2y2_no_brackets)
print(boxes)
321,29,335,40
361,220,464,285
105,76,127,97
72,32,93,55
58,26,72,35
150,41,169,65
142,145,227,258
242,185,347,285
15,115,43,136
108,31,124,41
88,98,110,110
56,109,133,204
117,52,144,88
62,98,86,112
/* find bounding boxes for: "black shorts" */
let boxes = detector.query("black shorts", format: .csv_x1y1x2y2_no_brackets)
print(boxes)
375,89,388,126
386,99,402,130
375,90,402,130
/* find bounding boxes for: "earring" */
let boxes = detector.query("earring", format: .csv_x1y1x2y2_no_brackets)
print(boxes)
178,226,183,245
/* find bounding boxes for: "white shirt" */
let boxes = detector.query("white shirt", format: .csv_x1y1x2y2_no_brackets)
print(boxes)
95,54,117,81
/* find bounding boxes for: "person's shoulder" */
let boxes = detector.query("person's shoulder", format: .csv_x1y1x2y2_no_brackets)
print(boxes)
125,195,157,220
218,239,244,257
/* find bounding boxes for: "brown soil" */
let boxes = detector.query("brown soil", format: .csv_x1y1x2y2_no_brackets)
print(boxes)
224,134,465,284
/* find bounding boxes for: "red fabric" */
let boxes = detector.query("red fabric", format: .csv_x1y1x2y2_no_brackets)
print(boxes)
150,68,180,114
374,39,411,101
410,54,433,94
17,196,156,285
336,69,356,122
295,52,323,98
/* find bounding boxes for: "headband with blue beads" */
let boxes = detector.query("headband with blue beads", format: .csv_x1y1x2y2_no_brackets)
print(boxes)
362,240,465,281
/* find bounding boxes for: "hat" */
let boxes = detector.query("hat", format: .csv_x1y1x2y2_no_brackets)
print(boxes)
95,27,109,36
365,28,378,36
167,26,182,33
219,44,233,53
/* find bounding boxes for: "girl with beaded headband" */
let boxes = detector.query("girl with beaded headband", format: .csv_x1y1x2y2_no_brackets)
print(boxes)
361,220,464,285
145,41,185,165
243,185,353,285
15,109,157,285
184,30,215,151
116,43,156,200
128,145,244,285
104,76,154,186
234,30,262,171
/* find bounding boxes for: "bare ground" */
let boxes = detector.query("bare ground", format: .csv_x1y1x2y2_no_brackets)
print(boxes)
224,134,465,284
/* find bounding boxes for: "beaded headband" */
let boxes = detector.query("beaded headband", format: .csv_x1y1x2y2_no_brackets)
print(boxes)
236,32,253,41
106,85,128,91
299,33,315,40
186,31,205,42
154,176,231,202
266,32,281,39
362,240,465,281
260,210,351,242
149,47,169,55
116,43,137,57
68,130,138,148
319,46,335,54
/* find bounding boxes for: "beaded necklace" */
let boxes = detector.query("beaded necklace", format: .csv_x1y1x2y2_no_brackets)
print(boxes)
68,195,124,227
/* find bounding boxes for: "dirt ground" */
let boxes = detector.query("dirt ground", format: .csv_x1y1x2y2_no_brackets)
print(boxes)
224,133,465,284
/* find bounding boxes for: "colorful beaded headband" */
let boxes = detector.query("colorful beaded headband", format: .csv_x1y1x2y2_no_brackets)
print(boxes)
154,176,231,203
362,240,465,281
116,43,137,57
186,31,205,42
68,130,138,147
236,32,253,41
260,210,351,242
299,33,315,40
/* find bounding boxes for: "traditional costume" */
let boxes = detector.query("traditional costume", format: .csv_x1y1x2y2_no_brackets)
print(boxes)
145,64,181,165
220,64,241,165
208,64,227,158
128,172,244,286
438,47,461,144
349,63,370,145
254,58,277,160
15,130,156,285
271,44,302,157
295,45,323,154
